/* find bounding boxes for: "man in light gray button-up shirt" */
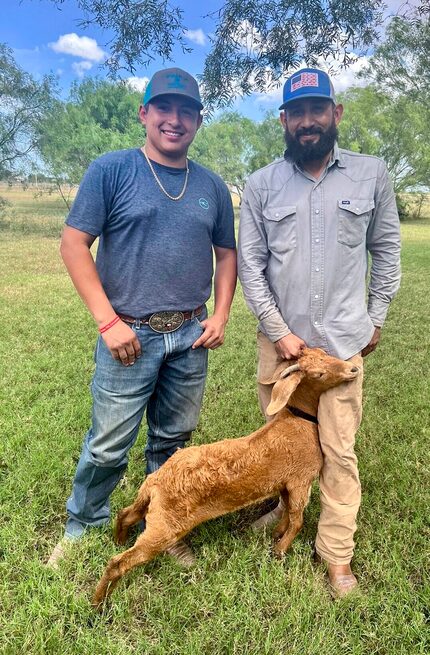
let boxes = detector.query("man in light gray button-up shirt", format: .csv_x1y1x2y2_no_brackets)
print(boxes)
238,68,401,597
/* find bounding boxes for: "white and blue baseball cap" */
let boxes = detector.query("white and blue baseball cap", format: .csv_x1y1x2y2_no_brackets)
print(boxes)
279,68,336,110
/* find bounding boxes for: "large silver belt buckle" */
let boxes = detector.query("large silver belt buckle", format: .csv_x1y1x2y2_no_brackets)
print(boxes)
148,311,184,333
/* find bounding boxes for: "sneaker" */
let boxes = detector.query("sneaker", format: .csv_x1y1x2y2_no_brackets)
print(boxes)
251,498,284,531
165,539,196,567
46,538,75,569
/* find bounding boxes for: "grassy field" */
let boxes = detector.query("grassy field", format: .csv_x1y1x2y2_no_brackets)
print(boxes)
0,189,429,654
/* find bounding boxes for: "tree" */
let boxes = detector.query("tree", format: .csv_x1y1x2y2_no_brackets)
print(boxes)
338,86,429,193
341,11,430,199
249,111,284,172
0,43,56,177
201,0,383,108
190,111,284,201
190,112,255,201
46,0,384,108
37,78,143,206
361,14,430,101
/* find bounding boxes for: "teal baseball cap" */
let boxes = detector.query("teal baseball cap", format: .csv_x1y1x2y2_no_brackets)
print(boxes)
143,67,203,110
279,68,336,110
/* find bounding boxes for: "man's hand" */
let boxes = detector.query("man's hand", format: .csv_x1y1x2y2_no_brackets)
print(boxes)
275,333,306,360
102,320,142,366
361,327,381,357
192,314,227,350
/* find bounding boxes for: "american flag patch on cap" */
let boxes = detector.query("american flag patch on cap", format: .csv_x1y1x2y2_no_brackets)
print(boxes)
291,72,319,92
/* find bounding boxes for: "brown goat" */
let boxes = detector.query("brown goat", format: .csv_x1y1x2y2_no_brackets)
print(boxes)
93,348,359,606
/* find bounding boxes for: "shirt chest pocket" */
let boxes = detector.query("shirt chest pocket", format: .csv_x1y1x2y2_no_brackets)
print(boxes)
337,198,374,247
263,205,297,252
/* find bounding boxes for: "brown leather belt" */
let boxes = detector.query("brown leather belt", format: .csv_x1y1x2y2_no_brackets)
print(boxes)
117,306,204,333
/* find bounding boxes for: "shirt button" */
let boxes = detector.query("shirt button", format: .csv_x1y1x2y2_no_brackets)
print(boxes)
314,321,319,325
315,238,320,243
314,294,319,299
275,212,279,217
315,209,320,214
315,267,320,272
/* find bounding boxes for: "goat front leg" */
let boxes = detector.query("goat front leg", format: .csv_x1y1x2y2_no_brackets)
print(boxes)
272,489,290,540
92,525,176,608
273,485,310,557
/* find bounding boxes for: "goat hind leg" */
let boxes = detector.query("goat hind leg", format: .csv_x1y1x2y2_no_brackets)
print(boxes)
93,526,173,608
115,503,147,545
115,486,151,545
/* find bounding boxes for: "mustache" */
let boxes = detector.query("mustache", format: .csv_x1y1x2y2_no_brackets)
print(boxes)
295,127,323,137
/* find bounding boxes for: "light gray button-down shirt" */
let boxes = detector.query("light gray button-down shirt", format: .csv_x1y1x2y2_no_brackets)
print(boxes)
238,145,401,360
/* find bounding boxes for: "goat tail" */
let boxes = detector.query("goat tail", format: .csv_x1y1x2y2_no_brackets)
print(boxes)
114,480,152,545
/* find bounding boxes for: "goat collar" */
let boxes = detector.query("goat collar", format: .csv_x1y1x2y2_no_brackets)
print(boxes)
286,405,318,425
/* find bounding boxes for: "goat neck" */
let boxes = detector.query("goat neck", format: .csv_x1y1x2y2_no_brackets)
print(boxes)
287,380,320,419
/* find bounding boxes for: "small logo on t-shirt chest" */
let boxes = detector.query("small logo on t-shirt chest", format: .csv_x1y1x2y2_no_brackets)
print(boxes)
199,198,209,210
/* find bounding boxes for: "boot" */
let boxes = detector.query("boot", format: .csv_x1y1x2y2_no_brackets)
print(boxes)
251,498,285,531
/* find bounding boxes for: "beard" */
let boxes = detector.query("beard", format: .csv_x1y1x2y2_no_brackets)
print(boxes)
284,120,338,164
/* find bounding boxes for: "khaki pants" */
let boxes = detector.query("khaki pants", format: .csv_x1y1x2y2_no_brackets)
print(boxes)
257,331,363,565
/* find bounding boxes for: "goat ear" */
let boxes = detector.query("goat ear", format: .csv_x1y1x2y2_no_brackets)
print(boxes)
266,370,305,415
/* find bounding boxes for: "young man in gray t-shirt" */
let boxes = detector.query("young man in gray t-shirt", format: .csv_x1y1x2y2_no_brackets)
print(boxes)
48,68,237,568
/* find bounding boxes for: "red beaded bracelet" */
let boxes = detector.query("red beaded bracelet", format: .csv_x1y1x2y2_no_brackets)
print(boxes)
99,315,121,334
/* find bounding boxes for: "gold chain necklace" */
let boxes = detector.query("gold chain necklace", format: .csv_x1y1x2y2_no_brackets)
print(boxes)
142,147,189,201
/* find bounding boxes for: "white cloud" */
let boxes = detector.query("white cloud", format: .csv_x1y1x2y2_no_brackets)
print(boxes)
125,76,150,93
185,29,207,46
233,20,263,54
49,33,105,62
326,57,371,94
253,84,283,105
72,60,93,77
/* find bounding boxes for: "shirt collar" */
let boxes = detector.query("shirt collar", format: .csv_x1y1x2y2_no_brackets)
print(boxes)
332,142,346,168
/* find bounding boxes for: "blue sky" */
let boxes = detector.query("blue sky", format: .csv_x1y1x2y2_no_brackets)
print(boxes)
1,0,409,120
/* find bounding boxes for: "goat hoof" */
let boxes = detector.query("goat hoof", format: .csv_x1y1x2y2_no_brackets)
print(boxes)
114,526,130,545
91,598,103,611
91,591,109,611
272,544,286,559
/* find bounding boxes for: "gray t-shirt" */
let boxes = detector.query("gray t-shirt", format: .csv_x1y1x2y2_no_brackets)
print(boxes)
66,148,236,316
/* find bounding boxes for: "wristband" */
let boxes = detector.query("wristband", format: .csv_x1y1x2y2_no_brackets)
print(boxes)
99,315,120,334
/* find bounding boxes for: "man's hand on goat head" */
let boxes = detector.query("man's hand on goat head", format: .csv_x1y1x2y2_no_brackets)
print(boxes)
361,327,381,357
275,333,306,360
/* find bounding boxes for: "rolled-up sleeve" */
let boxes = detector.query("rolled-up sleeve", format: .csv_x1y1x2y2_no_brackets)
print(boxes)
238,178,291,341
366,161,401,327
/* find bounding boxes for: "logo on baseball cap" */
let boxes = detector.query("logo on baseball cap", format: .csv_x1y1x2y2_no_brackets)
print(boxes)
143,67,203,110
279,68,336,110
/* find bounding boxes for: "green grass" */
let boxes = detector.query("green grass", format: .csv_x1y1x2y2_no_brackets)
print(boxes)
0,193,429,655
0,184,73,237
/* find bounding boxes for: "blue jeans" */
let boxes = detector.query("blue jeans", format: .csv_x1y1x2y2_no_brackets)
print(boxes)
65,311,208,539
